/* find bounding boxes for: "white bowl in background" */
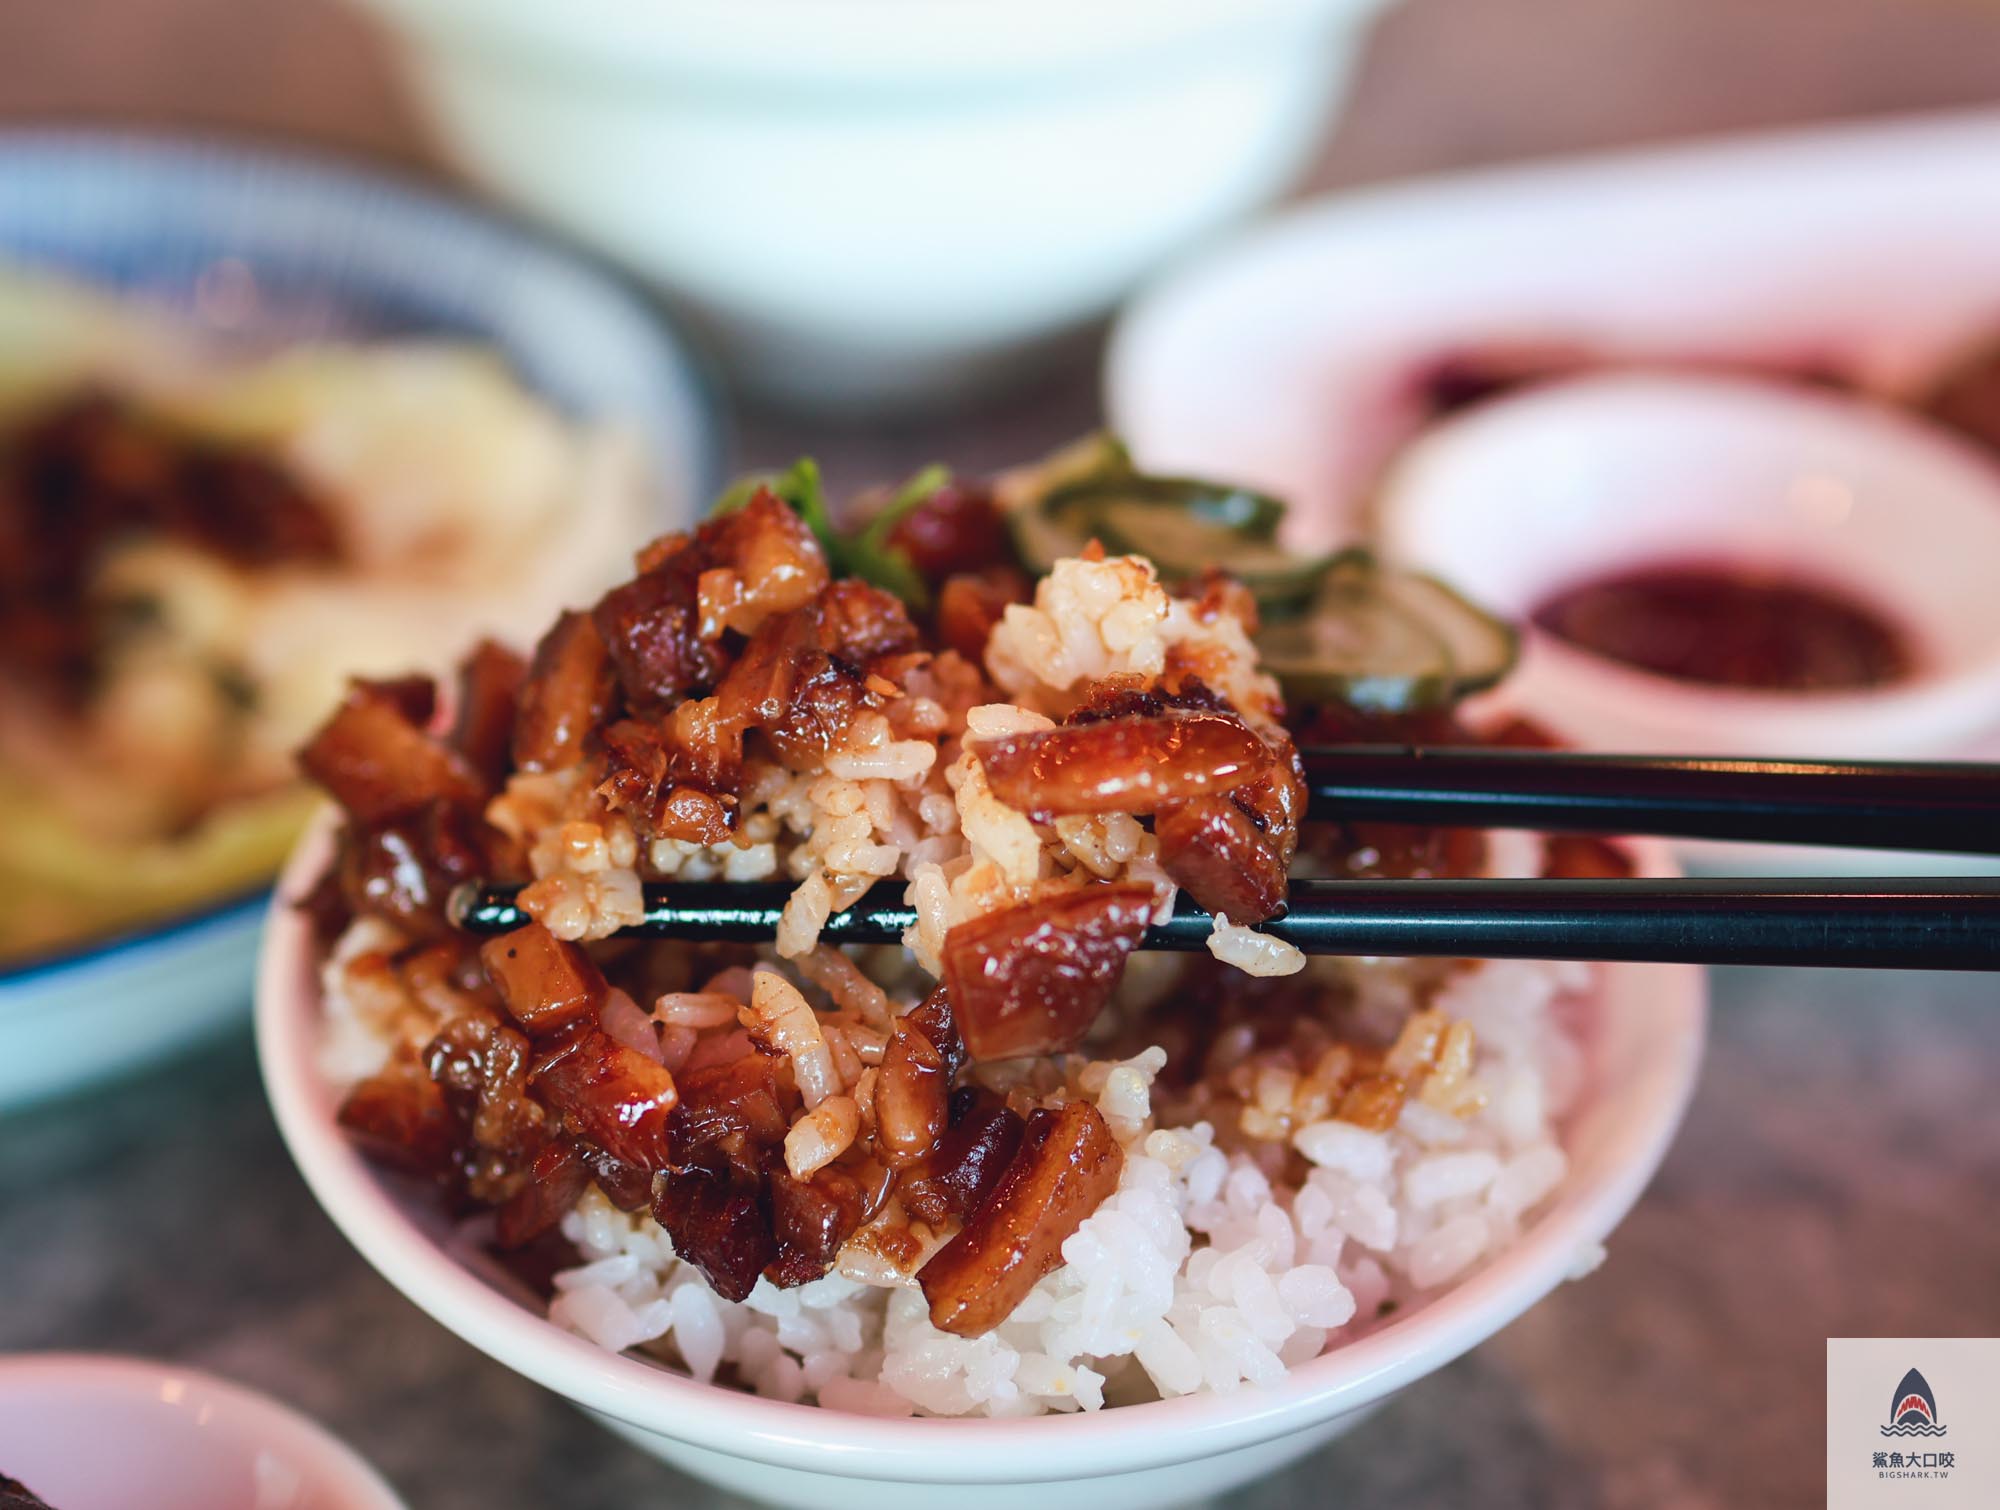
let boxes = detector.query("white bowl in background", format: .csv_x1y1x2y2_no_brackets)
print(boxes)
257,815,1705,1510
0,1354,407,1510
0,132,714,1111
353,0,1394,411
1377,373,2000,763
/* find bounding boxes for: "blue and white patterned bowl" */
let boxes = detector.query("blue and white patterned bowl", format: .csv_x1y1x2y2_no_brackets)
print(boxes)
0,130,716,1110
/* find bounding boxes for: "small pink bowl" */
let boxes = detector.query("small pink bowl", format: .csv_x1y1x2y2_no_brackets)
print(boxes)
0,1355,406,1510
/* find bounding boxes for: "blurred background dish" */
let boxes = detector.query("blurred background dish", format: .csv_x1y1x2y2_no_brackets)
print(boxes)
347,0,1396,413
1106,108,2000,543
0,1353,409,1510
1376,373,2000,761
0,132,714,1108
1106,109,2000,872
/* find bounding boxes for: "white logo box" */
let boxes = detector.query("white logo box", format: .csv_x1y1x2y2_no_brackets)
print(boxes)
1829,1338,1999,1510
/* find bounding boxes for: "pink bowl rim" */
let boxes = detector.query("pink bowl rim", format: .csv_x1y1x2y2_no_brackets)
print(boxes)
256,809,1706,1485
0,1352,408,1509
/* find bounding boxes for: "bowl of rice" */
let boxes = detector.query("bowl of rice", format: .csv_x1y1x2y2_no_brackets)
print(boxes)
257,453,1705,1508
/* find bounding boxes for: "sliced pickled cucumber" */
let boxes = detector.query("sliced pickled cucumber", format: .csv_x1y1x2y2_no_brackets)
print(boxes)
1003,442,1329,610
1374,569,1519,698
1255,553,1518,713
1255,573,1455,712
994,438,1518,709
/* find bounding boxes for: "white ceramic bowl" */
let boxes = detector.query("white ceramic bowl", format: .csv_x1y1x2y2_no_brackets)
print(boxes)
257,816,1705,1510
1105,108,2000,543
0,131,713,1110
0,1354,407,1510
1377,373,2000,762
353,0,1393,410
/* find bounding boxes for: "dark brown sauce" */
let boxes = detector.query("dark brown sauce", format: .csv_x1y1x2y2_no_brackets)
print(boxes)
1531,561,1915,692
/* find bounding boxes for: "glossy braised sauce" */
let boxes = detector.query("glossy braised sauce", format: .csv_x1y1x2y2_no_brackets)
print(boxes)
1531,561,1915,692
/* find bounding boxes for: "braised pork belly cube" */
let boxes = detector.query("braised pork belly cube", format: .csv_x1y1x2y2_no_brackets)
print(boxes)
894,1089,1025,1229
941,884,1155,1061
917,1101,1123,1337
513,609,620,772
297,679,486,825
479,923,606,1040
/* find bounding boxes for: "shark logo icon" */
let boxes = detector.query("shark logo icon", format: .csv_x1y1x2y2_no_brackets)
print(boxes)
1881,1368,1948,1438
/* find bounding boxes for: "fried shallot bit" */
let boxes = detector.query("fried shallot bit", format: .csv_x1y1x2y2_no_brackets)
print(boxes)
941,883,1156,1061
512,609,619,772
973,711,1275,816
495,1139,591,1248
874,1023,948,1167
1335,1074,1407,1131
479,922,607,1039
650,1162,776,1303
531,1027,679,1171
918,1101,1123,1337
894,1089,1025,1228
297,679,486,825
449,638,528,790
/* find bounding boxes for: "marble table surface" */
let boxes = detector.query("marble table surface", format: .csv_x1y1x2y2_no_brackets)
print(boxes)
3,950,1994,1509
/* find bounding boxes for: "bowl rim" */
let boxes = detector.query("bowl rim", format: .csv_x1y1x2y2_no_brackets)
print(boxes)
258,813,1706,1482
0,1352,409,1510
351,0,1389,87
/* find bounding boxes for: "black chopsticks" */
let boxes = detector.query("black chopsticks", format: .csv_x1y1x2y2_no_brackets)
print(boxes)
451,877,2000,971
444,746,2000,972
1302,747,2000,854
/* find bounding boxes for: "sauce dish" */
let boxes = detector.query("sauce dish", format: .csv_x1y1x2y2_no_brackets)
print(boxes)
1376,373,2000,763
355,0,1397,410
